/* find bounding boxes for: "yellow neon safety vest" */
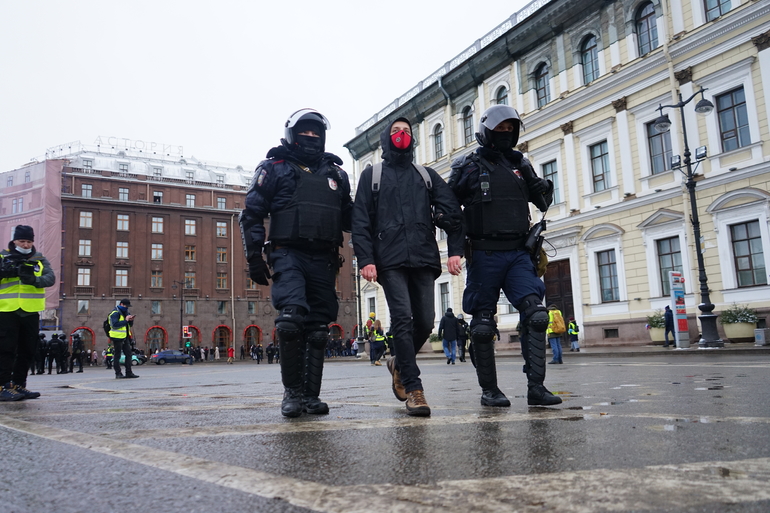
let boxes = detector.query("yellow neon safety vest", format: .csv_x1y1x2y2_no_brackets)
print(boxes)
0,258,45,312
108,309,129,339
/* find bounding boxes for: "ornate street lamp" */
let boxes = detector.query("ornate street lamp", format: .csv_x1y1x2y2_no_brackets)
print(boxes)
172,280,185,349
654,87,723,347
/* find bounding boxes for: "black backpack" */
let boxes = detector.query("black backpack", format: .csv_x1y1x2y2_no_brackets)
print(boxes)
103,318,111,338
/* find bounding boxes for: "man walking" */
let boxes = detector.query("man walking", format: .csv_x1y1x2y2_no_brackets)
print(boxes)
108,299,139,379
352,117,464,417
547,304,564,365
438,308,460,365
664,305,675,348
457,314,469,363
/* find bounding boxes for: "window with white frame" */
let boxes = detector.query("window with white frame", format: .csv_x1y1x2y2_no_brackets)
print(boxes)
78,239,91,257
647,121,672,175
151,217,163,233
115,269,128,287
597,249,619,302
119,187,129,201
217,197,226,209
79,211,93,228
153,191,163,203
581,35,599,84
705,0,731,22
716,87,750,152
216,221,227,237
730,220,766,288
24,171,31,182
462,107,474,145
6,176,13,187
433,124,444,159
590,141,610,192
117,214,129,231
583,224,627,307
185,219,196,235
82,160,92,171
151,301,162,315
656,237,683,296
118,163,129,176
186,170,195,183
152,167,162,179
151,243,163,260
368,298,376,317
116,241,129,259
496,86,509,105
535,63,550,108
77,268,91,286
186,194,195,207
81,184,92,197
636,2,658,56
216,175,225,187
77,300,89,315
542,160,560,204
639,210,692,298
11,198,23,214
439,283,450,314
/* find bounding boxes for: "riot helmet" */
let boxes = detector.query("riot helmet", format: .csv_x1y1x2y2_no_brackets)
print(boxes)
475,105,524,150
282,108,330,161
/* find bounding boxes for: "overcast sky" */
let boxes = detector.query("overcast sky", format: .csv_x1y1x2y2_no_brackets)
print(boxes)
0,0,531,173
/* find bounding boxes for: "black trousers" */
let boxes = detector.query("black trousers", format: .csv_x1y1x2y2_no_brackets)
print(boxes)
377,268,435,393
0,312,39,387
111,337,133,376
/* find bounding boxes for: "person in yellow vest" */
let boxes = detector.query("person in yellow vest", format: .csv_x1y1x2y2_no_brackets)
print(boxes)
0,225,55,401
108,298,139,379
547,304,564,365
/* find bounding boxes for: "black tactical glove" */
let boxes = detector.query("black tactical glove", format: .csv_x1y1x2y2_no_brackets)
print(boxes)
433,211,462,232
18,263,36,285
248,255,271,286
527,177,549,195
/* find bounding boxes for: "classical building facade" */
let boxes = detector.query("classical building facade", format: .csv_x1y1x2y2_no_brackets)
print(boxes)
0,140,357,353
345,0,770,346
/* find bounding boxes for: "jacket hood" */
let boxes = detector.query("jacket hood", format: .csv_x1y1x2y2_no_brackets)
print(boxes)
380,117,414,166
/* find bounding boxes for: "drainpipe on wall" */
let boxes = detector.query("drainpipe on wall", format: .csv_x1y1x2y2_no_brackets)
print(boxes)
230,213,236,349
660,0,680,103
438,76,455,157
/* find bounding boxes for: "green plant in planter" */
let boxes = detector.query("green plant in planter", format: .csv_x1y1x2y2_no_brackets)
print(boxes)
428,333,440,343
719,304,758,324
646,310,666,329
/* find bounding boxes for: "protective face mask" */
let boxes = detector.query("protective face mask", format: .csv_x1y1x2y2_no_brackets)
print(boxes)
296,134,323,156
490,131,515,150
391,130,411,150
16,246,32,255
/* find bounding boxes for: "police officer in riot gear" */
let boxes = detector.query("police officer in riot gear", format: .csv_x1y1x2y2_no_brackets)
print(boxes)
69,331,85,373
449,105,561,407
240,109,353,417
36,333,47,374
48,334,65,374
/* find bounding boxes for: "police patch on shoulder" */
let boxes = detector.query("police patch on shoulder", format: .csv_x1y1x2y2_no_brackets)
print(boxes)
256,168,267,187
328,178,338,190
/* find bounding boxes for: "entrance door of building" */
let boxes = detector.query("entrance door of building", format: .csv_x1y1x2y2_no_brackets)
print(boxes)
544,259,574,341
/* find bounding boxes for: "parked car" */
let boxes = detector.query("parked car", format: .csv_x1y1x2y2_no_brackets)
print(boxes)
151,350,193,365
118,352,147,366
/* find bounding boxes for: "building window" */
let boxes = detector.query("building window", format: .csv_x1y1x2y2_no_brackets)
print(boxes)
433,125,444,159
153,191,163,204
216,175,225,187
439,283,450,314
597,249,619,302
151,270,163,288
118,163,129,176
246,278,257,290
216,272,228,289
185,300,196,315
716,87,750,152
657,237,682,296
151,217,164,233
462,107,474,145
217,197,226,210
217,301,228,315
6,176,13,187
115,269,128,287
77,268,91,286
647,121,672,175
636,3,658,55
79,211,93,229
116,241,129,259
78,239,91,257
705,0,731,22
185,245,196,261
81,184,92,198
151,243,163,260
117,214,129,231
216,247,227,263
496,86,509,105
11,198,23,214
535,63,550,108
368,298,376,317
590,141,610,192
186,194,195,207
185,170,195,183
542,160,559,204
77,300,89,315
184,272,196,288
185,219,196,235
581,35,599,85
731,220,767,287
119,187,129,201
24,171,31,183
153,167,162,179
216,221,227,237
82,160,92,171
248,301,257,315
151,301,162,315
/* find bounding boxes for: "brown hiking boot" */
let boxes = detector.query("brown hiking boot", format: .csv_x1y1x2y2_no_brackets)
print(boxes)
405,390,431,417
386,357,407,402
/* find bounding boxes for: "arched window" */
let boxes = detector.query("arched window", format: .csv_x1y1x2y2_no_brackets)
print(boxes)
244,325,262,347
581,35,599,85
146,326,166,352
433,124,444,159
462,106,474,145
636,2,658,55
495,86,509,105
535,63,550,108
330,324,343,340
213,325,232,349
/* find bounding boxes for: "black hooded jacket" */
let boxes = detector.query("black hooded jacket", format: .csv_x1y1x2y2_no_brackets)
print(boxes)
351,119,464,278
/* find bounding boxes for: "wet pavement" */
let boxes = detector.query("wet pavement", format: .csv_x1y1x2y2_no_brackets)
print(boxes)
1,347,769,512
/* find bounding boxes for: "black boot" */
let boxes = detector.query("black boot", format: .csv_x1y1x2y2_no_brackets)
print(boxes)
276,309,305,418
475,342,511,407
303,328,329,415
524,327,562,406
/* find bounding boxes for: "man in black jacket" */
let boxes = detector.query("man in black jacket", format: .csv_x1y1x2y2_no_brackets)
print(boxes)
352,117,464,417
450,105,561,408
438,308,459,365
240,109,353,418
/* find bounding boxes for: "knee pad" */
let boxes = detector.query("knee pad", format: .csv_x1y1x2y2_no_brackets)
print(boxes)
516,295,549,333
275,306,305,343
305,325,329,350
470,312,497,345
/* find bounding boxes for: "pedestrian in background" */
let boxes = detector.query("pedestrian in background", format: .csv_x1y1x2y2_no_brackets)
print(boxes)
227,345,235,364
108,299,139,379
664,305,675,348
568,317,580,352
547,305,564,365
0,225,55,401
457,314,469,363
438,308,459,365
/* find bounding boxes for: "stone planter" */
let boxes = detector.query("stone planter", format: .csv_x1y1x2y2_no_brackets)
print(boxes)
722,322,756,342
430,340,444,353
648,327,665,344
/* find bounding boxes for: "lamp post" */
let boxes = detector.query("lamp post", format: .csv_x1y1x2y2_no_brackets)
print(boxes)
172,280,184,349
353,257,364,346
654,87,723,348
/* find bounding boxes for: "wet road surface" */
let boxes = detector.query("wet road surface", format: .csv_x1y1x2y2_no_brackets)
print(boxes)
1,353,769,512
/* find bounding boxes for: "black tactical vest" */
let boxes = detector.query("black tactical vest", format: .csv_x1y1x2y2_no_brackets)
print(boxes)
269,164,343,247
464,157,530,239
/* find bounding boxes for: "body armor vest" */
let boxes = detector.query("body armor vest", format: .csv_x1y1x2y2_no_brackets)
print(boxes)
269,164,343,247
464,158,531,239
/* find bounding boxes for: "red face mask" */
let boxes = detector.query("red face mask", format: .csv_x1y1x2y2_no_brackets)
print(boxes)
391,130,411,150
